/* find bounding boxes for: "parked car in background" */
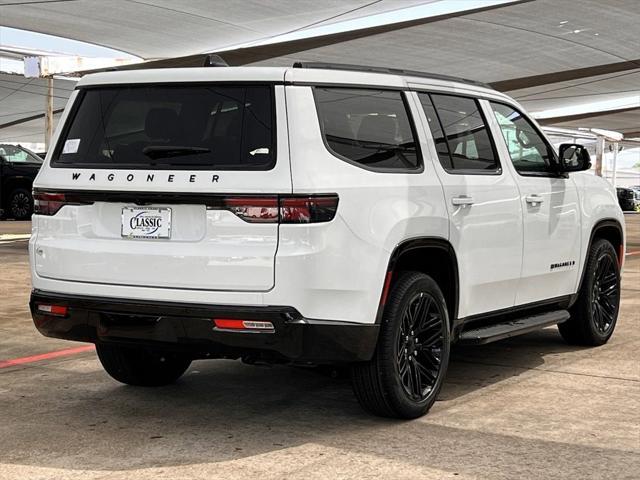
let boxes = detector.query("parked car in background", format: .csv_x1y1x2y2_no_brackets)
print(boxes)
0,144,43,220
629,186,640,206
616,187,639,212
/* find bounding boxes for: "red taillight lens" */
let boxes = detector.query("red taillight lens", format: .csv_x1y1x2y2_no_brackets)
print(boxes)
33,192,68,216
213,318,274,331
36,304,68,316
211,195,339,224
221,196,279,223
280,195,339,224
33,191,90,216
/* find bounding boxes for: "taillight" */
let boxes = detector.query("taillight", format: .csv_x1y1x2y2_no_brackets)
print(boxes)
33,192,67,216
209,194,339,224
222,196,279,223
33,191,89,216
280,195,339,223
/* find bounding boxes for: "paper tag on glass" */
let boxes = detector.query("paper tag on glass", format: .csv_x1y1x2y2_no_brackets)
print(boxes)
62,139,81,154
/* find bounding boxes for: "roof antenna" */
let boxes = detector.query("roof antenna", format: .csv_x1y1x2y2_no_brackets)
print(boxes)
203,54,228,67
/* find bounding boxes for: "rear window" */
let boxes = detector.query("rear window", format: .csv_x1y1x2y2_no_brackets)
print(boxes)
314,87,420,172
52,85,275,170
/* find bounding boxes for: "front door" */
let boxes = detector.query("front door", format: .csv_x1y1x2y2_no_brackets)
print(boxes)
488,101,581,306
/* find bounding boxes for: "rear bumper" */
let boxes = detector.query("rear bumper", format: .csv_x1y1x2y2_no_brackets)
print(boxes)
29,290,379,363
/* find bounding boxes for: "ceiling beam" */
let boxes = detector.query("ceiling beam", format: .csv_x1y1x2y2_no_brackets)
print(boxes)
0,108,64,130
490,61,640,92
537,106,640,125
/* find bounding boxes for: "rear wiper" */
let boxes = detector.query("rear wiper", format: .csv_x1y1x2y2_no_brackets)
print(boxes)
142,145,211,159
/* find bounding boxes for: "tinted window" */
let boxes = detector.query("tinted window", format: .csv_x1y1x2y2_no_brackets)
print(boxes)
490,102,555,174
314,88,419,171
419,96,453,170
52,85,275,170
0,145,42,163
420,93,499,173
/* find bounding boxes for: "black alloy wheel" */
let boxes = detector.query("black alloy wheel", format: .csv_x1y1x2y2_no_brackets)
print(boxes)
9,188,33,220
590,248,619,335
559,238,620,346
397,292,445,401
351,271,450,419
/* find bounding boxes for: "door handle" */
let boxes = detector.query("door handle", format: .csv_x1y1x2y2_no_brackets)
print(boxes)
452,195,474,207
525,194,544,205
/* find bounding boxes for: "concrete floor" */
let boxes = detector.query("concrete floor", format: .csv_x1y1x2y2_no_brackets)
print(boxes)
0,216,638,479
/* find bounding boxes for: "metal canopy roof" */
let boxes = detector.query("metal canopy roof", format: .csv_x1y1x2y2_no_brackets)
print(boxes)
1,0,639,144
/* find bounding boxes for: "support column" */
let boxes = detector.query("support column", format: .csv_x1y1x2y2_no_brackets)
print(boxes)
594,136,605,177
44,77,54,150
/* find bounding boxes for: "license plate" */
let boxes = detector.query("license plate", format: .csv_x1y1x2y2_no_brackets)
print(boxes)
121,207,172,239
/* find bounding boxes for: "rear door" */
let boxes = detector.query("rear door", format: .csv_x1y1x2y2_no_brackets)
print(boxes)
416,92,523,318
487,101,581,305
33,83,291,292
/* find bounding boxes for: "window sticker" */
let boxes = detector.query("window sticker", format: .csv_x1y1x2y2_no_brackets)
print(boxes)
62,138,81,154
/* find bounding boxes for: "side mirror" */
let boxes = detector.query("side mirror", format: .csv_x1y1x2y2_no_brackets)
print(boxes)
558,143,591,172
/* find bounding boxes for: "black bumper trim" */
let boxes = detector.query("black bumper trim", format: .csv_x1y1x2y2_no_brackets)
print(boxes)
30,290,379,363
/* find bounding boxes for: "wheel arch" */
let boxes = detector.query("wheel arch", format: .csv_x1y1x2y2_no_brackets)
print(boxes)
377,237,459,329
3,176,33,200
575,219,624,298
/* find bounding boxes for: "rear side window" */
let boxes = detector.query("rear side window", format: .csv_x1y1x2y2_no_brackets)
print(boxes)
52,85,275,170
314,88,420,172
419,93,500,174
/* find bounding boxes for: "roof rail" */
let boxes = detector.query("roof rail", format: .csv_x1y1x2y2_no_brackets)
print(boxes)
292,61,493,89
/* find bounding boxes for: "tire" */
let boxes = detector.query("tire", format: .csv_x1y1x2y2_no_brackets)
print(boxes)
559,239,621,346
96,344,191,386
351,271,451,419
8,188,33,220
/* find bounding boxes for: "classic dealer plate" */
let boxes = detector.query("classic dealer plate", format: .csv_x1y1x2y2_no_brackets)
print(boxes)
121,207,172,239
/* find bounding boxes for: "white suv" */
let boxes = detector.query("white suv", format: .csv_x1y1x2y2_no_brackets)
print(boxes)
29,63,625,418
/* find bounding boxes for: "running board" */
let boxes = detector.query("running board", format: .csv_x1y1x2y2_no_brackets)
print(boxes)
458,310,570,345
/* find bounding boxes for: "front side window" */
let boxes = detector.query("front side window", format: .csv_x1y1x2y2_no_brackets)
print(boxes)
419,93,499,174
52,85,275,170
314,87,420,171
490,102,556,174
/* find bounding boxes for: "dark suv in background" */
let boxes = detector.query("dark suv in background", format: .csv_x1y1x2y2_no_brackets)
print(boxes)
0,144,42,220
616,187,639,212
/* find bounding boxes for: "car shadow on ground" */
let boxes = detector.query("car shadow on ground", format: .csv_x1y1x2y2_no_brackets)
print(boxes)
2,326,591,473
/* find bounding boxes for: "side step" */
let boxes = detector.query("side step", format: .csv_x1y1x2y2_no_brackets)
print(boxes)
458,310,570,346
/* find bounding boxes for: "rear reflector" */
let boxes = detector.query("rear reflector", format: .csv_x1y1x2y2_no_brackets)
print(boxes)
36,304,68,316
380,271,394,307
214,318,275,331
